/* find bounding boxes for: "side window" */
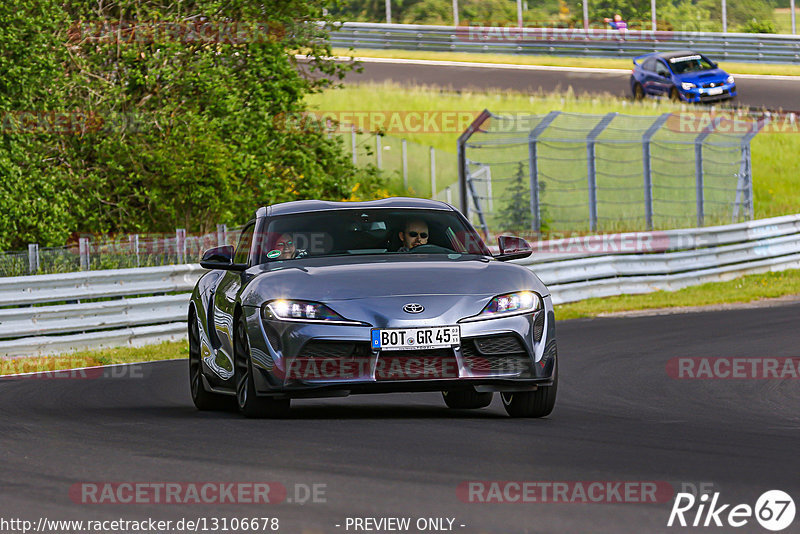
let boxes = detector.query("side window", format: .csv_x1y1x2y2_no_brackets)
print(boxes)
656,61,671,77
643,58,656,72
234,224,254,265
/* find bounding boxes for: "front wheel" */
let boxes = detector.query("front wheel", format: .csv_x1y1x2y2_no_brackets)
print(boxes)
442,389,493,409
669,87,682,102
189,312,233,411
234,314,290,418
501,363,557,418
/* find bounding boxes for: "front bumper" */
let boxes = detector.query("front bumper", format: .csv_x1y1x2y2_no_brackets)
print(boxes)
681,83,736,103
242,299,558,398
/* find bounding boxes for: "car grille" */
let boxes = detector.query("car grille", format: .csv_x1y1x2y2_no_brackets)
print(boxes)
461,338,531,375
474,335,524,354
376,348,458,380
701,82,724,88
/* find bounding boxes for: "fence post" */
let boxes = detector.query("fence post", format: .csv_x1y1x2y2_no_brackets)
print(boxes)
402,138,408,190
217,224,227,247
430,147,436,198
694,117,721,227
79,238,90,271
129,234,140,268
176,228,186,264
528,111,560,234
586,112,618,232
642,113,671,231
734,116,769,221
457,110,492,217
376,134,382,169
27,244,39,275
351,125,357,165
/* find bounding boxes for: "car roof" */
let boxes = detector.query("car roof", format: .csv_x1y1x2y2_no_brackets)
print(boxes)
655,50,704,60
258,197,455,218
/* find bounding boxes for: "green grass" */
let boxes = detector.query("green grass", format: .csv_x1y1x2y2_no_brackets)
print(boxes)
0,340,187,375
773,8,800,35
555,268,800,319
333,47,800,77
305,82,800,224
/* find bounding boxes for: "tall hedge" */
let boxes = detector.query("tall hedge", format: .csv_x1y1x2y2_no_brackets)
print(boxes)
0,0,380,249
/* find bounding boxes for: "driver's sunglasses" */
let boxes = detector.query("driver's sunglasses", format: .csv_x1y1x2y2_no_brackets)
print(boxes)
407,231,428,238
276,240,293,247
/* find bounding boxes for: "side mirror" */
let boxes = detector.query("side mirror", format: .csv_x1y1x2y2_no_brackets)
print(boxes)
200,245,246,271
495,235,532,261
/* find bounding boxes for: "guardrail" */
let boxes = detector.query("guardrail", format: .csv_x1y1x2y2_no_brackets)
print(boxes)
0,215,798,357
329,22,800,64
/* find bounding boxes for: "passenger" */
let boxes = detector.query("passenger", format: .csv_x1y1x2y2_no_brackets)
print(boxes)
398,220,429,252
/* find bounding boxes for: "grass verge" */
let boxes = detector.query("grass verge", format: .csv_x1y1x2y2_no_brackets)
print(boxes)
0,340,187,376
555,268,800,319
333,47,800,77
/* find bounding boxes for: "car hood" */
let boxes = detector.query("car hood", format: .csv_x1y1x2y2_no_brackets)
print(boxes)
676,68,729,84
241,255,547,305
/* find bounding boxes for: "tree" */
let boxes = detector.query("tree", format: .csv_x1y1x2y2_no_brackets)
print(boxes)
497,162,533,235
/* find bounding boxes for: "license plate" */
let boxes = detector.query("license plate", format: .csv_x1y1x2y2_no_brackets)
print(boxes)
371,326,460,351
708,87,723,95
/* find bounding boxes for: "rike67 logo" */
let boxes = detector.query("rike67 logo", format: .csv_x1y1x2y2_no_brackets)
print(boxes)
668,490,795,531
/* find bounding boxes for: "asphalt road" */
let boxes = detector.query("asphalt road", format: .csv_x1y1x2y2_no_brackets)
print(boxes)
2,303,799,533
344,58,800,111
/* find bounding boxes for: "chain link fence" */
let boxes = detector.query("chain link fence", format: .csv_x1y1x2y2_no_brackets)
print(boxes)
0,226,244,278
458,110,766,236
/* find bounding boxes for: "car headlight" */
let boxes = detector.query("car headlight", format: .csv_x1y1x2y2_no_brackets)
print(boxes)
681,82,696,90
459,291,542,323
726,75,735,84
263,299,365,325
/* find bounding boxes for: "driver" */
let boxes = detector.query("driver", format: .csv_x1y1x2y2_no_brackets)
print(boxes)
275,233,296,259
398,220,429,252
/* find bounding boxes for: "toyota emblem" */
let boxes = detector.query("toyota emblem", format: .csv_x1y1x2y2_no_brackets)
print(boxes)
403,303,424,314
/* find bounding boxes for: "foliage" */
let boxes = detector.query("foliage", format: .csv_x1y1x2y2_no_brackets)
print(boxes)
497,163,533,234
0,0,384,249
741,18,778,33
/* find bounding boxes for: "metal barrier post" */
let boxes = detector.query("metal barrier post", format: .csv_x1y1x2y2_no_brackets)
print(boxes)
587,113,618,232
177,229,186,264
402,139,408,189
430,146,436,198
217,224,227,247
27,244,39,275
528,111,560,233
79,238,90,271
694,117,721,227
457,110,492,216
376,134,382,169
351,126,357,165
642,113,671,231
129,234,140,268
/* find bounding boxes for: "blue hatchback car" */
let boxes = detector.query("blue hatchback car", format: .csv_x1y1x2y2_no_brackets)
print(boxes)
630,50,736,103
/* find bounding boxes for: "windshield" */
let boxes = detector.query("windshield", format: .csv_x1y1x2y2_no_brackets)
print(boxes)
668,55,715,74
254,208,491,264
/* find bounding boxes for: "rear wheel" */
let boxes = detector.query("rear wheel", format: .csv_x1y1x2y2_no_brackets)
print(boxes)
442,389,493,409
234,314,290,418
501,363,558,418
632,82,644,101
188,312,232,411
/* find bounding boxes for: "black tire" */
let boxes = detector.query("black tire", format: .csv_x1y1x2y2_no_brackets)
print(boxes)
234,314,290,418
632,82,644,101
669,87,681,102
188,312,232,411
501,363,558,418
442,388,493,409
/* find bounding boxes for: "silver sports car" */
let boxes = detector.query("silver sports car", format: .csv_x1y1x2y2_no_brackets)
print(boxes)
188,198,557,418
